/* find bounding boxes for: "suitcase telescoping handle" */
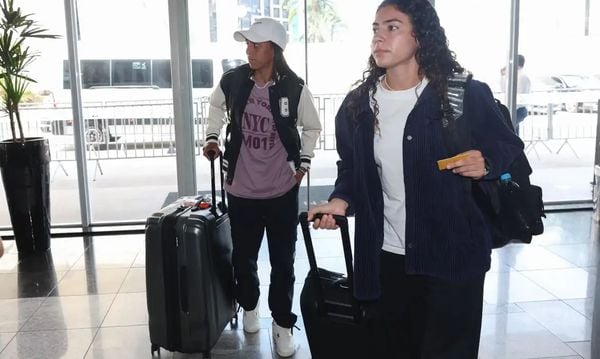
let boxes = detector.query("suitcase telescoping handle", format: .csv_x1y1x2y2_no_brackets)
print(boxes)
207,151,227,215
299,212,354,292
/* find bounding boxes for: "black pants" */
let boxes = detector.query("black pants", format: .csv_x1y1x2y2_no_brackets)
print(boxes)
373,251,485,359
227,185,299,328
514,106,528,134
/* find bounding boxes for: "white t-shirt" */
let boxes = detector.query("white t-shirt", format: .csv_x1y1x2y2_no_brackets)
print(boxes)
516,70,531,109
500,69,531,108
373,77,429,254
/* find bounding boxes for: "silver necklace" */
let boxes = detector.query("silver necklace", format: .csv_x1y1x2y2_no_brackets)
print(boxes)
382,75,423,99
254,80,272,89
381,75,394,91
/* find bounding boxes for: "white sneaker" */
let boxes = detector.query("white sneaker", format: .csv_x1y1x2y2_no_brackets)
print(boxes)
272,321,296,357
243,307,260,333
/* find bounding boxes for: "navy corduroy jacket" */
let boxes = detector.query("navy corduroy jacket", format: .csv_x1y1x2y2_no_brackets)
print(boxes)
330,79,524,300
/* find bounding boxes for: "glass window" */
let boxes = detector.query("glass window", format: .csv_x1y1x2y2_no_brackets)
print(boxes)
191,59,213,88
1,0,80,228
516,0,599,203
81,60,111,89
302,1,380,95
152,59,172,88
436,1,510,92
274,7,280,18
112,60,152,86
63,60,111,89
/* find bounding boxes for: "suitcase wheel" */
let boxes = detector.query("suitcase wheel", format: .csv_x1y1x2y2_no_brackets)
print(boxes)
151,344,160,356
203,351,211,359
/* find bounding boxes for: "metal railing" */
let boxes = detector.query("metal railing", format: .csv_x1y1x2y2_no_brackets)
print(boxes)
1,93,598,164
519,100,598,158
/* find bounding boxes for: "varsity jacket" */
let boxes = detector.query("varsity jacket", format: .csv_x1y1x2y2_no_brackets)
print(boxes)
330,79,524,301
205,64,321,184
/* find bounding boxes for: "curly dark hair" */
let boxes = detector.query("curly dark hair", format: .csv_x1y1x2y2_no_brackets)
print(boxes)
352,0,464,124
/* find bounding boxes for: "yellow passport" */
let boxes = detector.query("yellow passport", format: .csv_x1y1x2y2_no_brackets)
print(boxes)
437,152,470,171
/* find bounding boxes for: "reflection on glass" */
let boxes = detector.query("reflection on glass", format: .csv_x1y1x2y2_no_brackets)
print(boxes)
83,236,98,294
16,251,66,357
17,251,59,297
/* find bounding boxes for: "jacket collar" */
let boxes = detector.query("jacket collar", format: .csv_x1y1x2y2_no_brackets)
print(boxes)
352,80,441,119
241,64,294,87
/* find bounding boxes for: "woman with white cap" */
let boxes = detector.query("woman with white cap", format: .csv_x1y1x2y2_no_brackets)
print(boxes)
203,18,321,357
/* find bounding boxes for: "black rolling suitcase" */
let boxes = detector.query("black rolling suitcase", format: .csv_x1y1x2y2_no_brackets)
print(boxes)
145,156,236,358
299,212,372,359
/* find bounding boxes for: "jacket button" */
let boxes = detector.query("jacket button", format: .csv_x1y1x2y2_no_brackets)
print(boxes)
406,135,413,141
407,243,414,249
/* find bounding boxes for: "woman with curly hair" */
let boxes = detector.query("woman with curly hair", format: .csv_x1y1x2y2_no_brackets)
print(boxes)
307,0,523,357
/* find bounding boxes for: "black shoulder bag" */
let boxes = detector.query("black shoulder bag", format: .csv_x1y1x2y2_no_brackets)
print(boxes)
443,74,545,248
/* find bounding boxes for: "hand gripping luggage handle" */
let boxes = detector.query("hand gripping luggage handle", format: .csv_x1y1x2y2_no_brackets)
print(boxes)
208,151,227,215
299,212,362,321
299,212,354,290
299,212,354,283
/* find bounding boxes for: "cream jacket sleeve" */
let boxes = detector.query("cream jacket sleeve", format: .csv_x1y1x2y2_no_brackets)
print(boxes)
297,85,322,170
204,85,227,144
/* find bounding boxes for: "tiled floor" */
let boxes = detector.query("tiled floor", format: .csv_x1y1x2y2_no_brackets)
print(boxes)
0,210,597,358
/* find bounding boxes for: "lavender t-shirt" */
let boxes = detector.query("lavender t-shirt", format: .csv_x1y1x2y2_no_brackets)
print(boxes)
225,84,297,199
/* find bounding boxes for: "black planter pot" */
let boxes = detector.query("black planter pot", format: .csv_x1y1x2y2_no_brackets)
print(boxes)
0,137,51,253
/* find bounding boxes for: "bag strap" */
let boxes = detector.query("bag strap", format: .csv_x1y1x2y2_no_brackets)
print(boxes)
442,73,473,193
443,73,472,152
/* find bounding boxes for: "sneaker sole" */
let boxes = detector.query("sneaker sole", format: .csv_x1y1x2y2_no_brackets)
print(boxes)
272,332,295,357
243,326,260,334
275,347,296,357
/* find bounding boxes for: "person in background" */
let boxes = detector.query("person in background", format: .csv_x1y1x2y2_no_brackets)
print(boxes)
500,54,531,133
202,18,321,358
308,0,523,357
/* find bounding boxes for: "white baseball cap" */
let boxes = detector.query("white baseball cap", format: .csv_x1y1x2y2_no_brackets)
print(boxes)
233,18,288,50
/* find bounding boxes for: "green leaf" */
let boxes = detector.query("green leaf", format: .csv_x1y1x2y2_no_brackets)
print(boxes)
0,0,58,141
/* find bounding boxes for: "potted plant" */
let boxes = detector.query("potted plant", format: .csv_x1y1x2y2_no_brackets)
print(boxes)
0,0,58,254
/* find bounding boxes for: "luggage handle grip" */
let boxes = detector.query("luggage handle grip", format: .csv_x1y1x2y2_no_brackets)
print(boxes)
209,153,227,216
299,212,361,322
299,212,354,289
